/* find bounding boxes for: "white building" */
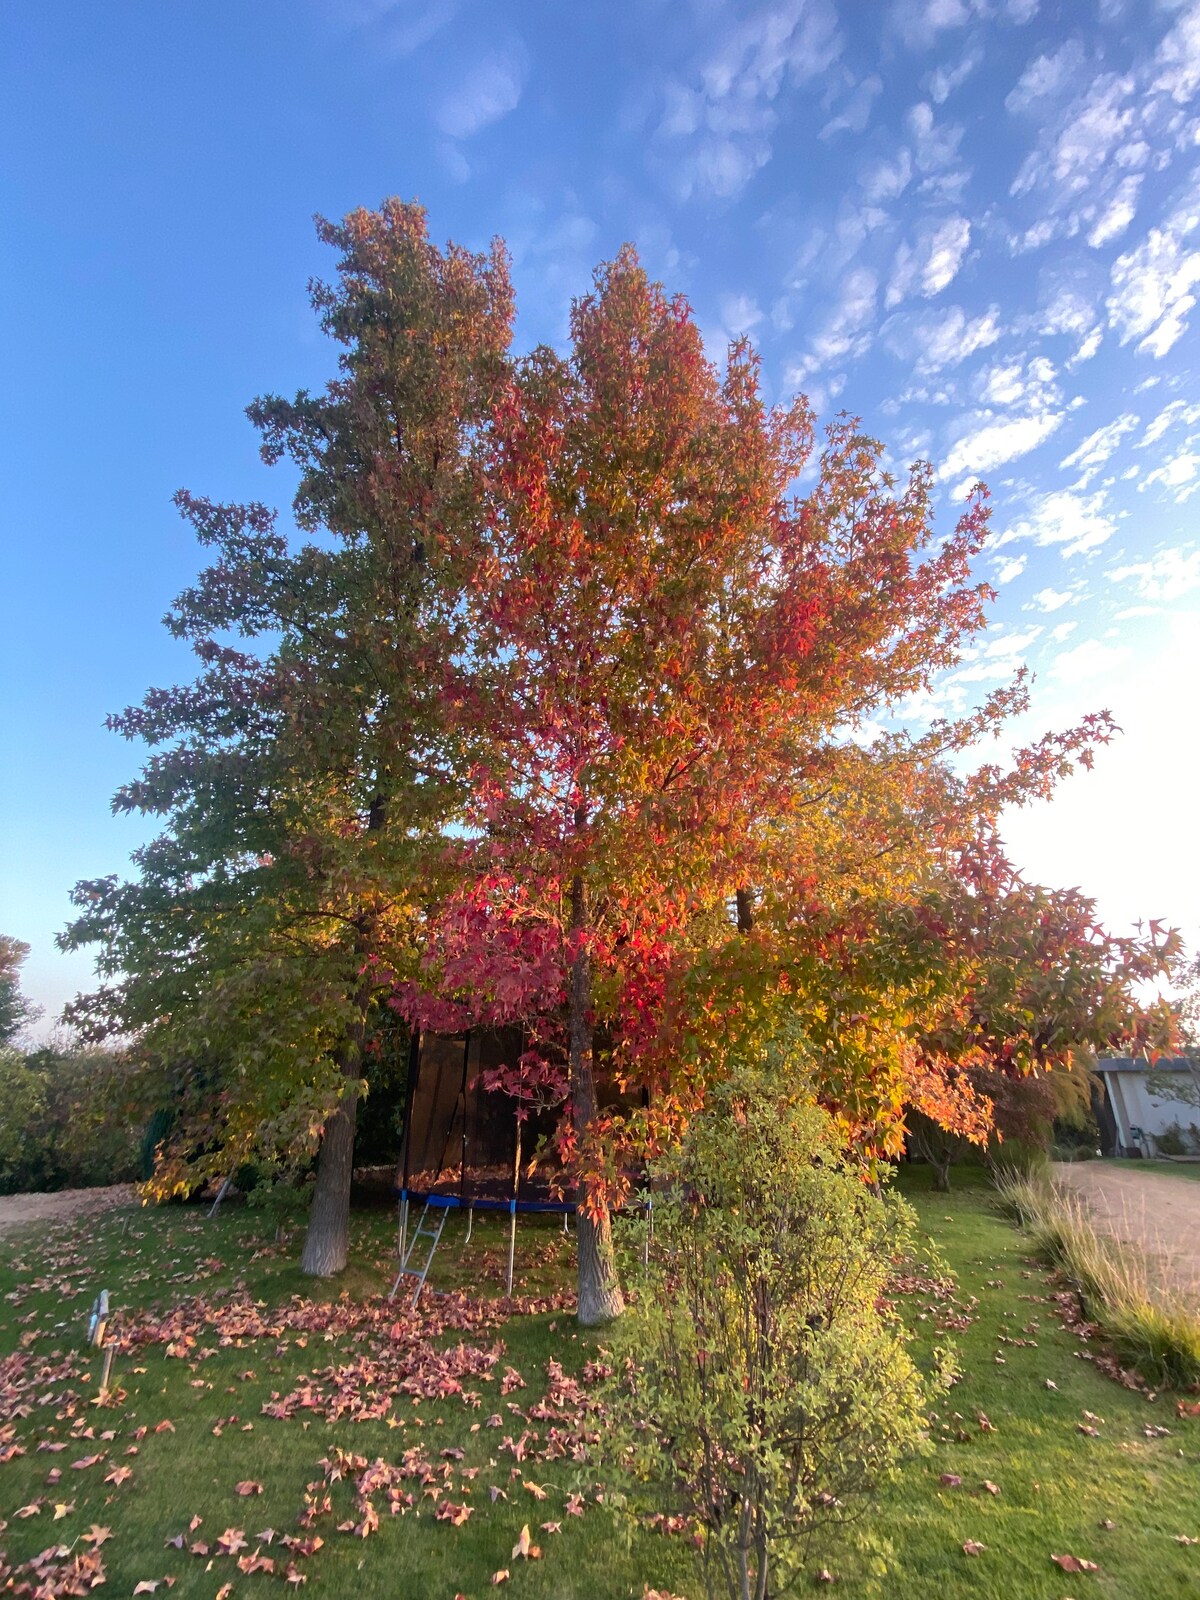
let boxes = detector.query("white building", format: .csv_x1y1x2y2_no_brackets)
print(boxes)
1095,1057,1200,1156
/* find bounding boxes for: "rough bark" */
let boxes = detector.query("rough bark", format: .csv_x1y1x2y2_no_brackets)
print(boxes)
301,789,387,1277
300,1046,362,1275
569,871,626,1326
735,887,755,934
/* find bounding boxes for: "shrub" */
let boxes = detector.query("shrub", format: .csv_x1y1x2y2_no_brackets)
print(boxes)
1153,1120,1190,1157
613,1064,927,1600
0,1044,139,1195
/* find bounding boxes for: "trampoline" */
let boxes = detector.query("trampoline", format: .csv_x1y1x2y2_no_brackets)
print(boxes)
392,1027,572,1300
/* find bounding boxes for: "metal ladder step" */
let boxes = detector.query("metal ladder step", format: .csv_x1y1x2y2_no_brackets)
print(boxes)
388,1200,449,1307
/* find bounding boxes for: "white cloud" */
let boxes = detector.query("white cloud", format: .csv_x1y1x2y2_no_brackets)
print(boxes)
1108,545,1200,601
786,266,877,380
977,360,1025,405
655,0,842,200
436,46,527,138
335,0,457,54
1059,412,1139,485
861,149,914,203
1005,38,1086,117
1049,637,1133,684
1006,488,1115,557
1138,399,1200,449
820,73,882,137
940,409,1064,484
886,214,971,305
1087,174,1143,248
906,101,965,175
1068,328,1103,366
883,303,1001,374
1049,620,1077,642
1154,3,1200,103
1049,74,1134,191
1026,585,1079,612
994,552,1027,583
1107,211,1200,357
1141,447,1200,502
928,46,981,103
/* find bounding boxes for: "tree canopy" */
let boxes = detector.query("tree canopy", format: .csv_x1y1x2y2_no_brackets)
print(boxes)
63,201,1180,1316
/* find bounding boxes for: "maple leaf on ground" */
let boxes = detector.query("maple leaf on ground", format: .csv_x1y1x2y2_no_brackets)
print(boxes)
82,1525,112,1546
962,1540,986,1556
565,1493,585,1516
235,1480,263,1496
105,1464,133,1485
541,1521,562,1534
216,1528,248,1555
15,1501,43,1518
491,1570,510,1586
939,1474,961,1487
52,1502,75,1520
981,1481,1001,1496
132,1582,160,1595
1052,1554,1099,1573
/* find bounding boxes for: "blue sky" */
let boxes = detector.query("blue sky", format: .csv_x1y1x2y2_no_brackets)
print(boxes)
2,0,1198,1029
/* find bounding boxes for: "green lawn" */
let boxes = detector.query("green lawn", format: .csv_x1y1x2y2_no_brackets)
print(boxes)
1,1174,1198,1598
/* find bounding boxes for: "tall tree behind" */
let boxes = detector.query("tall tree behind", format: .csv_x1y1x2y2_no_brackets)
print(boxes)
62,202,514,1274
405,249,1003,1323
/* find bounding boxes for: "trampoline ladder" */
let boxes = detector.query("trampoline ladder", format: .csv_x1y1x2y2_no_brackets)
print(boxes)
389,1200,449,1308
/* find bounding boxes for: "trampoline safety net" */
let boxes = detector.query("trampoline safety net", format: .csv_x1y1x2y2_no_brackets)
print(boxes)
398,1029,570,1211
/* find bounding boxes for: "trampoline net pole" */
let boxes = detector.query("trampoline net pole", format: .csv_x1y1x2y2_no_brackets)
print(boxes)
505,1118,521,1297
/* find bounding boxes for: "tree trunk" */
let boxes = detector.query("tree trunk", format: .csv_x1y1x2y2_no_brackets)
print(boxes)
569,871,626,1326
301,789,387,1277
735,887,755,934
301,1046,361,1276
932,1155,952,1194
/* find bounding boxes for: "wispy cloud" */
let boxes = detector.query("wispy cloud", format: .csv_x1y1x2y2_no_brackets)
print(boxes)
1107,203,1200,357
1005,487,1115,558
436,44,528,140
1109,544,1200,600
653,0,842,200
941,410,1064,487
886,214,971,306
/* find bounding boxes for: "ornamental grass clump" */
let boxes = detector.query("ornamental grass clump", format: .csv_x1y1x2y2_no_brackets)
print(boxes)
614,1070,927,1600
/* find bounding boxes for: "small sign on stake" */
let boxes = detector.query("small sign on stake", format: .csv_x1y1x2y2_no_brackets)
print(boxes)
86,1290,115,1399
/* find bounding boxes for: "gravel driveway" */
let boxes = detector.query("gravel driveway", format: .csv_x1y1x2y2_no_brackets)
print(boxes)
0,1184,137,1237
1054,1163,1200,1304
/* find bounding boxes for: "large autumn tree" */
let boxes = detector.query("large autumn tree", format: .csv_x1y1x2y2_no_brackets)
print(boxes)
66,204,1175,1316
392,247,1173,1322
62,202,513,1274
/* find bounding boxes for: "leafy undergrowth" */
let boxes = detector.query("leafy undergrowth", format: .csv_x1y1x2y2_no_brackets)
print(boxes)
1,1174,1199,1598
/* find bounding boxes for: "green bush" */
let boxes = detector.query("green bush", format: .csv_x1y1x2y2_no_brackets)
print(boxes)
0,1044,139,1195
612,1062,928,1600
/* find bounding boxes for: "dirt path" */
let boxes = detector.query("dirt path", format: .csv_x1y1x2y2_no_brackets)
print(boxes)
0,1184,137,1236
1054,1163,1200,1304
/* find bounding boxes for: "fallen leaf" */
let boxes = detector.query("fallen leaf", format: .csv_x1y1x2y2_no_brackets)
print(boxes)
235,1481,263,1496
939,1474,962,1488
1052,1554,1099,1573
981,1481,1001,1496
491,1570,510,1586
962,1540,986,1556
